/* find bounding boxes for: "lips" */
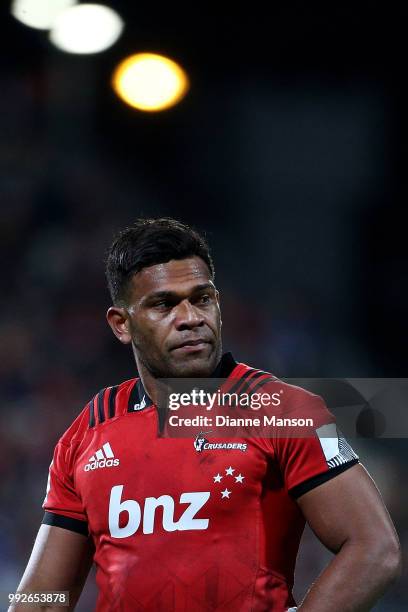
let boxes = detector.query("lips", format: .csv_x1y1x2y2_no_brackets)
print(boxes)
171,338,211,350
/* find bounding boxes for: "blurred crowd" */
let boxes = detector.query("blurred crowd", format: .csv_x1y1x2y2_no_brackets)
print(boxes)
0,145,406,610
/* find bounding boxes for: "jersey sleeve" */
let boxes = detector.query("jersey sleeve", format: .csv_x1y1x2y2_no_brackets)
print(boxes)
42,416,89,535
272,389,359,498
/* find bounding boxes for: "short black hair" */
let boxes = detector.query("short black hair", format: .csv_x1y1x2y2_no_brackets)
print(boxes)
105,218,215,305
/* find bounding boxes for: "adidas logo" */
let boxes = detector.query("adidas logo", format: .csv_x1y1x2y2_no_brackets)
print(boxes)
84,442,120,472
133,395,146,411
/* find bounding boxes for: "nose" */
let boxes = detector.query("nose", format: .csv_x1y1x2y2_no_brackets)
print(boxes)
174,299,205,331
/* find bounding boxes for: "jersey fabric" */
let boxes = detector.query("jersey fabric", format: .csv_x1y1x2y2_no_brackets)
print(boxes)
43,353,359,612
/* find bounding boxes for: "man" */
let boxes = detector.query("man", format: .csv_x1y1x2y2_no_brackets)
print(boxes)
11,218,401,611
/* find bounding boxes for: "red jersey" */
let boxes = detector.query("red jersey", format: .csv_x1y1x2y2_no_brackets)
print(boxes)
43,353,358,611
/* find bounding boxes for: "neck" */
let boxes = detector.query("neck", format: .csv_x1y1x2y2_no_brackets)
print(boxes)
135,358,168,408
133,350,230,407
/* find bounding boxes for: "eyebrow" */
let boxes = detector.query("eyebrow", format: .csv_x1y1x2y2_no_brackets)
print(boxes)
144,283,215,302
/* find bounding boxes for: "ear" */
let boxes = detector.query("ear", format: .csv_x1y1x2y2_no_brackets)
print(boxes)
215,290,222,328
106,306,132,344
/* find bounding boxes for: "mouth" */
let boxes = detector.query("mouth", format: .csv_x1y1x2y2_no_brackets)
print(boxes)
171,339,211,352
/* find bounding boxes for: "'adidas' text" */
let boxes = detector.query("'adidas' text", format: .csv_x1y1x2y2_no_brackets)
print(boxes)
84,442,120,471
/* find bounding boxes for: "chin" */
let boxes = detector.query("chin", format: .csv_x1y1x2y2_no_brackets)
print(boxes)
170,354,216,378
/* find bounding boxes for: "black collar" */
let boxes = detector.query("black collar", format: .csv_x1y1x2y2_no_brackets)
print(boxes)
210,351,238,378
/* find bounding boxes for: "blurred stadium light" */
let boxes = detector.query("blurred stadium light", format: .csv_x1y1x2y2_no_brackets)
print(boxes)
112,52,189,112
49,3,123,54
11,0,77,30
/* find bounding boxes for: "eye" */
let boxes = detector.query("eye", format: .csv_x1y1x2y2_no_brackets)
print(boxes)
198,294,211,304
154,300,172,309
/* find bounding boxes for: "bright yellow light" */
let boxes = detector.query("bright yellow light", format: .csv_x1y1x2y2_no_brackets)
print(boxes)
112,53,189,112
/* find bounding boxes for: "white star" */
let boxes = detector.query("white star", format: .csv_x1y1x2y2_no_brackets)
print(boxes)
235,473,244,483
225,466,235,476
221,488,231,499
213,473,223,483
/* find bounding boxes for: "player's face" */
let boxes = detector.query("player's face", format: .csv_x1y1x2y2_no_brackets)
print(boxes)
124,257,222,377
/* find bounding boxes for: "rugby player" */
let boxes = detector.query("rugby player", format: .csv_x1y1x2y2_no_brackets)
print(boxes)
10,218,401,611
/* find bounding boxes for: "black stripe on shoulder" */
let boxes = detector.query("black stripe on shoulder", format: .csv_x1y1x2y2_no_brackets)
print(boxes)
108,385,119,419
97,389,106,424
289,459,359,499
227,368,259,395
89,398,96,428
237,370,273,395
42,511,88,536
248,376,276,395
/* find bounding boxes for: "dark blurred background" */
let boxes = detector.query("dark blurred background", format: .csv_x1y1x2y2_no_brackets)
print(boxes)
0,1,407,610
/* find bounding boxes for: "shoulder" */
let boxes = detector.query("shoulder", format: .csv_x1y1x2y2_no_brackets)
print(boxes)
59,377,138,447
234,360,328,415
230,361,278,392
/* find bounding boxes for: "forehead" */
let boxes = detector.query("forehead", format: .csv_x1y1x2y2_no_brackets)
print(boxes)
128,257,212,301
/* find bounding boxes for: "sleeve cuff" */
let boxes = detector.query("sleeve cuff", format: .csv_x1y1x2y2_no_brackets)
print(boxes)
42,511,89,536
289,458,359,499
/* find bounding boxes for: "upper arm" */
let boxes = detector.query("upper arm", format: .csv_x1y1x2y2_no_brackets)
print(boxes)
296,463,400,555
9,524,94,612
